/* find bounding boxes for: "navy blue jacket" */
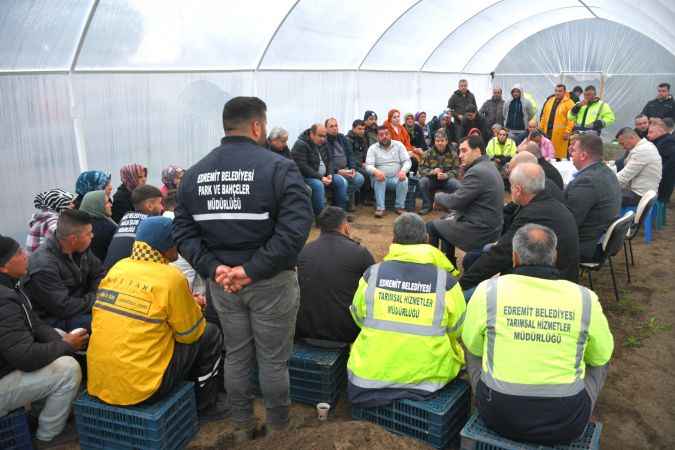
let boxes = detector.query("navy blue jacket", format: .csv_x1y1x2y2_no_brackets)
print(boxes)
174,136,313,282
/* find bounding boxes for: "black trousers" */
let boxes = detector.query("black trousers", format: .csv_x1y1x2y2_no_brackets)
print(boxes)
146,322,223,411
427,221,456,265
621,190,641,207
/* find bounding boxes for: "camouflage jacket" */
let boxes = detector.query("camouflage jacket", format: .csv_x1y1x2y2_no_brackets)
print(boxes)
418,146,460,178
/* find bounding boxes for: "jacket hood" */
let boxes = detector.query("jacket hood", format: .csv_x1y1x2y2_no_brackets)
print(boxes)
510,84,522,95
384,243,459,277
28,210,58,228
298,128,312,143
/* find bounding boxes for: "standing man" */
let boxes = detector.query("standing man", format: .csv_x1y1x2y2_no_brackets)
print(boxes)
615,127,662,207
365,126,411,218
565,134,621,262
539,84,575,160
459,105,491,143
173,97,313,441
325,118,366,211
504,85,535,140
568,85,615,135
648,118,675,203
447,79,477,124
634,114,650,139
479,87,505,129
641,82,675,120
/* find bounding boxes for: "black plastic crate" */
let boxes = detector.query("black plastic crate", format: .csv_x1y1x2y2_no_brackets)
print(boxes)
0,409,32,450
385,176,419,211
459,413,603,450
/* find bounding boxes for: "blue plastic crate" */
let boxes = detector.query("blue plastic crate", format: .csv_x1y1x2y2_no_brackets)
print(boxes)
352,379,471,449
74,382,198,450
0,409,32,450
459,413,602,450
385,176,419,211
289,342,348,372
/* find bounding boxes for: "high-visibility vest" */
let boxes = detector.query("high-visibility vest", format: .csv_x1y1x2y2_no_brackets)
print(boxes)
462,275,614,398
348,259,466,393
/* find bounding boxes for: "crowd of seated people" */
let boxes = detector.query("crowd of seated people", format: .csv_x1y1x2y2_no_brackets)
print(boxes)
2,80,673,447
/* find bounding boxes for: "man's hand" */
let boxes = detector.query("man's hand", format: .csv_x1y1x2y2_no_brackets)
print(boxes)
321,175,332,186
338,169,355,178
432,168,442,176
373,169,386,182
397,170,407,182
214,265,231,287
437,172,449,181
222,266,252,294
63,330,89,351
193,293,206,309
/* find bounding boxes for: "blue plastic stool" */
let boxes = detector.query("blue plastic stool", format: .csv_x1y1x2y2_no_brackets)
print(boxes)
621,205,656,243
0,408,32,450
655,200,666,229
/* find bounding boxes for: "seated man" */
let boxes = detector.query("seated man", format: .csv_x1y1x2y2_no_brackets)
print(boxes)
427,136,504,265
103,184,163,271
292,124,348,219
296,207,374,343
463,224,613,445
418,129,462,215
0,236,87,447
24,209,103,332
346,119,372,205
87,217,226,419
325,118,366,211
348,213,465,406
460,163,579,291
615,127,662,207
365,125,411,218
565,134,621,261
520,141,564,191
459,105,490,143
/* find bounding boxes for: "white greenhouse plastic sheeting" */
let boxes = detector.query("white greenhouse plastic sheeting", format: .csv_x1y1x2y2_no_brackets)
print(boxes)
1,0,675,241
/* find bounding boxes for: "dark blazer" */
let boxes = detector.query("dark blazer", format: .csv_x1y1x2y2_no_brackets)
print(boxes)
296,233,374,343
460,190,580,289
0,273,73,379
564,162,621,260
539,157,564,191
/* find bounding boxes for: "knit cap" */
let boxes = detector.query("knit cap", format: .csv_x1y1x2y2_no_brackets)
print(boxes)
135,217,175,252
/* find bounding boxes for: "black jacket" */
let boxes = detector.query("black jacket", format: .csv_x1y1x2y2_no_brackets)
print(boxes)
296,233,374,343
459,116,491,143
539,157,564,190
292,129,332,179
474,266,591,446
23,238,103,323
460,190,579,289
564,162,621,260
406,124,428,150
174,136,313,282
346,130,369,166
267,142,292,160
102,212,147,271
641,96,675,120
651,133,675,202
89,217,117,262
326,133,356,171
501,178,563,233
0,273,73,379
111,184,133,224
447,90,477,117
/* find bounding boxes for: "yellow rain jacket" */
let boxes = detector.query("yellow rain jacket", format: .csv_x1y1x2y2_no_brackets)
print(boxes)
539,93,576,159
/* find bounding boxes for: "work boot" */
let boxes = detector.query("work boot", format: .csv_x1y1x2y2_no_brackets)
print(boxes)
374,209,385,218
33,423,78,449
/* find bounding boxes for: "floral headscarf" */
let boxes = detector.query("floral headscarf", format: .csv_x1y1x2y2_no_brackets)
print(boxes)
161,165,184,190
75,170,111,197
33,189,75,212
120,164,147,191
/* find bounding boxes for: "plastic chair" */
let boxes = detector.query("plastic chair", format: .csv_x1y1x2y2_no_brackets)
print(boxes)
621,191,657,283
579,211,634,302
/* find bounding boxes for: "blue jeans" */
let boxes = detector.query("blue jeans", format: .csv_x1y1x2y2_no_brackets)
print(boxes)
305,175,349,215
344,171,365,196
48,313,92,333
372,176,408,210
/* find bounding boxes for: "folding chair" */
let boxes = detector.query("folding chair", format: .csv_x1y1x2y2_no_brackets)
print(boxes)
579,211,634,302
622,190,657,283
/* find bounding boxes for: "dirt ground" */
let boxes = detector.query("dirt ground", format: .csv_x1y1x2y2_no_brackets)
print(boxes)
185,201,675,450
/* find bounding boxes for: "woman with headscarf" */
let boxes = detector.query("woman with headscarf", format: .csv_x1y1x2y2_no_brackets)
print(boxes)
74,170,112,209
26,189,75,254
384,109,424,173
111,164,148,223
160,165,185,197
404,112,428,151
79,190,118,261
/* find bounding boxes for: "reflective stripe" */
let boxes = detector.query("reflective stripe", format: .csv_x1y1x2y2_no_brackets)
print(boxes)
193,212,269,221
94,303,162,324
485,278,498,373
113,233,137,239
348,370,446,393
363,263,446,337
447,311,465,334
575,286,592,379
481,371,585,397
175,316,205,337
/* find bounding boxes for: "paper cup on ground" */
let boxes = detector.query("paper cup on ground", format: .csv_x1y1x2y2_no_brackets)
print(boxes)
316,403,330,420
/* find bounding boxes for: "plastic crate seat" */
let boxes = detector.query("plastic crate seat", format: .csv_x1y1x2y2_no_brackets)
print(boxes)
0,408,32,450
352,379,471,449
385,176,419,211
74,382,198,450
288,342,348,406
460,413,602,450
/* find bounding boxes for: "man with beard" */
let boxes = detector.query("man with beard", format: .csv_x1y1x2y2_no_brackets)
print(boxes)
479,87,505,129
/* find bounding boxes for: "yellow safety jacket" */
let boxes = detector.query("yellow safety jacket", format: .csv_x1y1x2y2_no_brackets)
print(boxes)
462,274,614,397
486,138,517,159
567,98,616,130
87,241,205,405
348,243,465,394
